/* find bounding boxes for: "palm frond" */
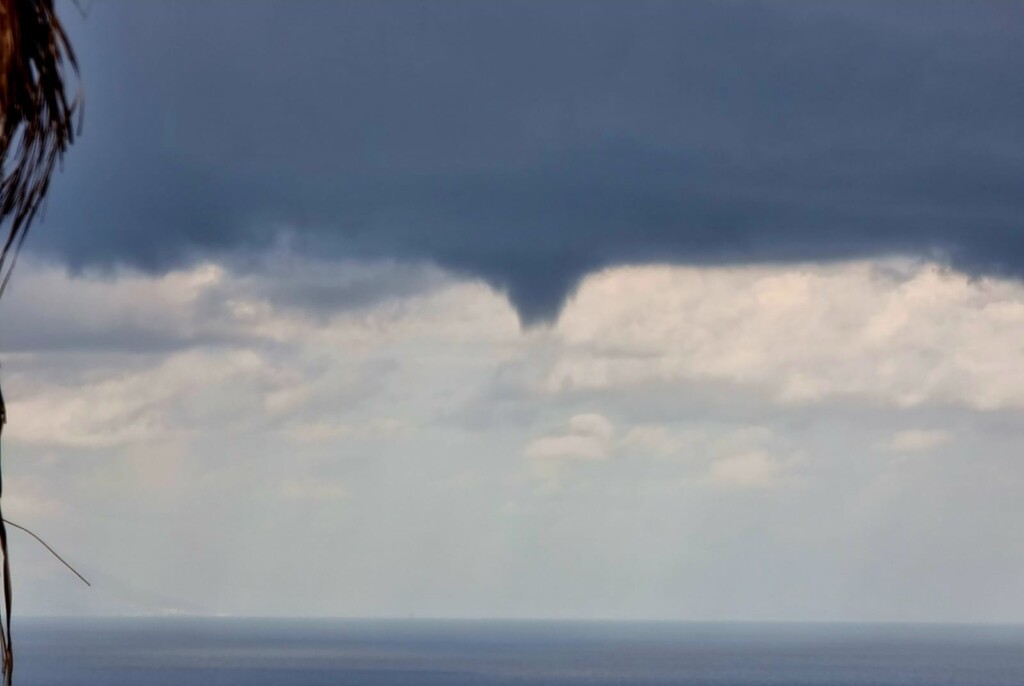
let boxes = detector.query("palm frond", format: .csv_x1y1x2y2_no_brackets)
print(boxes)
0,0,80,298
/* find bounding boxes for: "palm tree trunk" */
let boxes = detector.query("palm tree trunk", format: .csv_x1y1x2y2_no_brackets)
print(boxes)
0,381,8,686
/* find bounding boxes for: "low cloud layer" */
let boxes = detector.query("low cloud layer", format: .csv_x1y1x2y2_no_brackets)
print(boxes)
2,257,1024,621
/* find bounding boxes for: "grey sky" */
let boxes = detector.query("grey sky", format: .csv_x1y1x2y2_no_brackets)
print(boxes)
0,2,1023,622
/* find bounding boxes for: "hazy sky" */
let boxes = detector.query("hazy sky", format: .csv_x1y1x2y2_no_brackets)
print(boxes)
1,1,1023,621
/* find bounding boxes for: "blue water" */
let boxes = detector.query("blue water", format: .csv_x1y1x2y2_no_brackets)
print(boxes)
13,619,1024,685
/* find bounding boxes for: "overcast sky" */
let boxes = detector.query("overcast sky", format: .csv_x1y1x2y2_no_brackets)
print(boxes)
1,0,1023,621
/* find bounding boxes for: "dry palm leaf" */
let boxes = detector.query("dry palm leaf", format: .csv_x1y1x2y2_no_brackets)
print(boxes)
0,0,79,297
0,1,80,684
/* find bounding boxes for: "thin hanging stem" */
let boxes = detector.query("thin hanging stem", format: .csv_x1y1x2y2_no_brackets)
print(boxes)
1,520,89,587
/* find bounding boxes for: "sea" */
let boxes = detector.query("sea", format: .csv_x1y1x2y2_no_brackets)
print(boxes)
13,618,1024,685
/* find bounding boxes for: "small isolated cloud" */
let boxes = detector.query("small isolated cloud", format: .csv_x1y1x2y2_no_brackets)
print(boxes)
284,422,352,445
620,425,685,458
567,414,614,442
524,414,616,491
525,413,614,461
280,477,347,502
283,417,408,445
881,429,952,453
706,451,782,490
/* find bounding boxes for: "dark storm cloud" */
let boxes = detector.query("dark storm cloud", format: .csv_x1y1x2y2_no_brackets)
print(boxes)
36,0,1024,322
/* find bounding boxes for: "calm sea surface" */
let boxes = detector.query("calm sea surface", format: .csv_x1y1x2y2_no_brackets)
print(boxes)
13,618,1024,685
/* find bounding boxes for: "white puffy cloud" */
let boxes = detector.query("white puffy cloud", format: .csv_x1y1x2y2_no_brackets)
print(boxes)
619,425,687,458
881,429,952,453
526,414,615,463
548,260,1024,411
707,451,782,489
5,348,287,448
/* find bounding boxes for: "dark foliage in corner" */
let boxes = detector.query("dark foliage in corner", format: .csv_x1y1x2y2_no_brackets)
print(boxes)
0,1,79,683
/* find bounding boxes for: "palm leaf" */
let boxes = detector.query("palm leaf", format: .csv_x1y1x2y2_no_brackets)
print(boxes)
0,0,79,297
